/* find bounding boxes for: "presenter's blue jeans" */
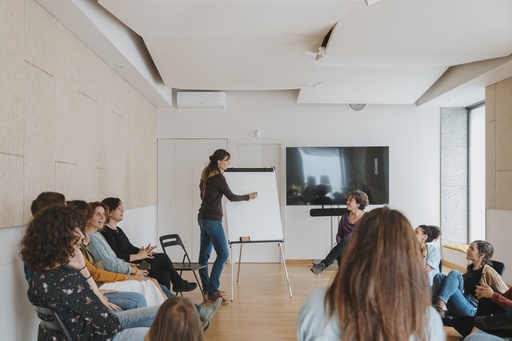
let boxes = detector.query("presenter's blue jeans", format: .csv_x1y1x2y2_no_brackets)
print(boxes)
198,218,229,296
105,291,148,311
112,305,158,340
432,270,478,317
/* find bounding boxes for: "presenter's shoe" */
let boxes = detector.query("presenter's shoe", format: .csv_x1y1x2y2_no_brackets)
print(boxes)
204,290,226,299
474,313,512,330
199,297,223,331
173,280,197,292
207,292,229,305
310,262,326,275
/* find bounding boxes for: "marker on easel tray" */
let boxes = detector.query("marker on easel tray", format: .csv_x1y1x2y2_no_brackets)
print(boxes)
240,236,251,242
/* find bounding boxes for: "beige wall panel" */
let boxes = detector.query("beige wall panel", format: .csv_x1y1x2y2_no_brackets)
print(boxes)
79,164,98,202
55,162,79,200
486,121,496,209
486,84,496,123
97,168,113,201
0,0,24,156
23,64,56,222
495,78,512,171
0,154,24,228
78,42,100,101
55,24,80,165
78,93,98,168
110,112,127,172
111,72,130,117
496,170,512,210
96,68,112,170
24,0,55,76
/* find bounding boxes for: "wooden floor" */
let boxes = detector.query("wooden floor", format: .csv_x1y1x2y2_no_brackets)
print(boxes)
178,262,461,341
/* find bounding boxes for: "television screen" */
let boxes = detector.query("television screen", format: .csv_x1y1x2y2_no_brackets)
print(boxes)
286,146,389,205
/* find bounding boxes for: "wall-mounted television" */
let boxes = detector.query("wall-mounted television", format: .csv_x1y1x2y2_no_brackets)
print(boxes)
286,146,389,206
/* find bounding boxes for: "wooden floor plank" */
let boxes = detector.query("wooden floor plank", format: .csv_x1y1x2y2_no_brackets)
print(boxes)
177,262,460,340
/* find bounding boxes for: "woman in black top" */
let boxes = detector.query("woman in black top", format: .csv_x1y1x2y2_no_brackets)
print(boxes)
198,149,257,304
101,197,196,293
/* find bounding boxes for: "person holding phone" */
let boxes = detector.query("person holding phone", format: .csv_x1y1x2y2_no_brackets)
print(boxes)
198,149,258,304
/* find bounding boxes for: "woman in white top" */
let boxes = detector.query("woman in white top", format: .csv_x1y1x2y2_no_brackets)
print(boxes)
415,225,441,286
298,207,445,341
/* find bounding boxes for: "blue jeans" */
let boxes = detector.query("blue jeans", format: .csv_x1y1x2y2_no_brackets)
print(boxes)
432,270,478,316
112,305,158,340
198,218,229,295
465,331,512,341
105,291,148,311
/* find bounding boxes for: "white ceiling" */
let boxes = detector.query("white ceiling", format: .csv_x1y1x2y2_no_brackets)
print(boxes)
37,0,512,107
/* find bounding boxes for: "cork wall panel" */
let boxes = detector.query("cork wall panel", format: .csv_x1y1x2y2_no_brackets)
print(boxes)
0,154,24,227
0,0,24,156
486,121,496,209
24,0,55,76
495,78,512,171
0,0,157,228
485,84,496,123
23,64,56,223
55,23,80,165
496,171,512,210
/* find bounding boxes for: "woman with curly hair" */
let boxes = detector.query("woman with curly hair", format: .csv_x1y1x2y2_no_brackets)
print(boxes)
20,205,158,340
298,207,444,340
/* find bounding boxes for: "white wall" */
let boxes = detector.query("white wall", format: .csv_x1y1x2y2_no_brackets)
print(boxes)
157,90,442,260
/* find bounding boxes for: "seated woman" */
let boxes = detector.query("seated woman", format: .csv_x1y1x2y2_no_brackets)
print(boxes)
77,201,167,307
145,297,204,341
20,205,159,340
298,207,444,340
452,282,512,338
310,189,368,275
86,200,195,293
100,197,196,292
432,240,508,319
415,225,441,286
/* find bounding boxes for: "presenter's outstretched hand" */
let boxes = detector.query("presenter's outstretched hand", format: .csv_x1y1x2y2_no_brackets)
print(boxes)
249,192,258,200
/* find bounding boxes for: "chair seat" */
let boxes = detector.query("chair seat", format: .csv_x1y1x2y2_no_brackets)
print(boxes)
173,262,207,271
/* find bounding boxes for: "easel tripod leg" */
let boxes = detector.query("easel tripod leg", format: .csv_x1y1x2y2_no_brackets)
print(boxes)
279,242,293,298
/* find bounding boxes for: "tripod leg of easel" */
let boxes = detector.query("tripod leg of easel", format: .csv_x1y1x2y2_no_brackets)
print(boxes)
230,243,234,302
237,244,243,282
278,242,293,298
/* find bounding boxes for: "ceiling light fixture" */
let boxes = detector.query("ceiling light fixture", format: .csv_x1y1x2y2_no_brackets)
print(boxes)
347,104,367,112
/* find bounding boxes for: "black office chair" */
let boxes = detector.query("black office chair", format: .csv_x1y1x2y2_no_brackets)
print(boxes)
34,305,72,341
490,260,505,276
159,234,207,300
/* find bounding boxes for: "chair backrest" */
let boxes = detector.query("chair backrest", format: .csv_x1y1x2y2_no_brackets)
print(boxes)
159,234,190,263
490,260,505,276
34,305,73,341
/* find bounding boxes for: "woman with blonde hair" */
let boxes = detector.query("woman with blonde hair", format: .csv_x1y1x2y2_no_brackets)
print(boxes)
298,207,444,340
145,297,204,341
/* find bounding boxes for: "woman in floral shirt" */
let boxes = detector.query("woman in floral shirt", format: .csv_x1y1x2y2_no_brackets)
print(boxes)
20,205,158,340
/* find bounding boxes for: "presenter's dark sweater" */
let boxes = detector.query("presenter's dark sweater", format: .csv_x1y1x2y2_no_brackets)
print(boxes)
198,173,249,221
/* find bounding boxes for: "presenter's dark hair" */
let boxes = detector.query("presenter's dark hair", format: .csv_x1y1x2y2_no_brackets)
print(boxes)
199,149,231,198
418,225,441,243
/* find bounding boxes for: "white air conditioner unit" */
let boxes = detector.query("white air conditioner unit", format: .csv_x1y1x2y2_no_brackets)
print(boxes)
176,92,226,109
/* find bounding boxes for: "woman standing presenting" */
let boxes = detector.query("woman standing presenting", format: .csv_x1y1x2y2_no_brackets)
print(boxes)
198,149,257,304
